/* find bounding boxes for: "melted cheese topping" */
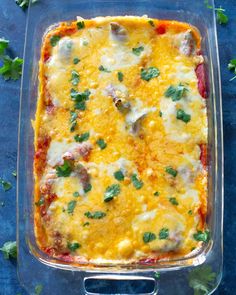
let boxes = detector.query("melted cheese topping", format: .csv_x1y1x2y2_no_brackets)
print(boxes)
34,16,208,265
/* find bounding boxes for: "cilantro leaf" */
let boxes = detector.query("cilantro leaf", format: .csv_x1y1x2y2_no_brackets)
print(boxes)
70,70,80,86
74,132,89,143
141,67,160,81
35,197,44,206
154,272,160,279
0,38,9,56
15,0,38,10
143,232,156,243
67,200,77,214
84,183,92,193
84,211,106,219
104,184,121,202
132,46,144,56
154,191,159,196
114,170,125,181
73,191,79,197
12,170,17,177
159,228,169,240
165,166,178,177
67,241,81,251
0,241,17,259
193,230,210,242
77,21,85,30
164,83,188,101
188,265,216,295
148,20,155,27
73,57,80,64
176,109,191,123
131,174,143,190
70,89,90,110
56,160,72,177
50,35,60,47
0,178,12,191
0,56,23,81
117,71,124,82
169,197,179,206
96,138,107,150
228,59,236,81
99,65,111,73
216,9,228,25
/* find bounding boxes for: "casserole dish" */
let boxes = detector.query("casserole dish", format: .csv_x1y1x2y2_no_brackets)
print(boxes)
17,0,223,294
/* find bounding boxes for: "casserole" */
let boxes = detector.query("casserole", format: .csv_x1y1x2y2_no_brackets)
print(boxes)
17,1,223,294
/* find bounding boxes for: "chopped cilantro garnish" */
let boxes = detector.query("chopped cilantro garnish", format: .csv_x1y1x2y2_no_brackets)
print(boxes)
12,170,17,177
70,110,78,132
15,0,38,10
193,230,210,242
165,166,178,177
104,184,120,202
84,183,92,193
73,57,80,64
77,21,85,30
73,191,79,197
84,211,106,219
228,59,236,81
176,109,191,123
132,46,144,56
99,65,111,73
148,20,155,27
50,35,60,47
205,1,228,25
83,222,90,227
159,228,169,240
169,197,179,206
0,241,17,259
114,170,124,181
74,132,89,143
0,38,9,56
159,110,162,117
0,178,12,191
67,200,77,214
154,272,160,279
70,70,80,86
164,83,188,101
0,56,23,81
70,89,90,111
96,138,107,150
143,232,156,243
154,191,159,196
70,120,77,132
131,174,143,190
141,66,160,81
35,197,44,206
188,210,193,215
117,71,124,82
56,160,72,177
67,241,81,251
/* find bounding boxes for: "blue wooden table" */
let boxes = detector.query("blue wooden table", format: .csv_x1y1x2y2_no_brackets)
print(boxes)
0,0,235,294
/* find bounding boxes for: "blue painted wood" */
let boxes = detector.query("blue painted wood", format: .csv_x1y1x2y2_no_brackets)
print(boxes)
0,0,235,294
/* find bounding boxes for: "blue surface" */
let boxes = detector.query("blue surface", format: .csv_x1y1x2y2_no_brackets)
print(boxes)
0,0,235,294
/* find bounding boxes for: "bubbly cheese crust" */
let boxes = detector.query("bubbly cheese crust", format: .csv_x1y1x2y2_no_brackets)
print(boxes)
34,16,208,265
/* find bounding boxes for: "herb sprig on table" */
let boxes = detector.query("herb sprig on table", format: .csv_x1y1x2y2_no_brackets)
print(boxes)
15,0,38,10
204,0,228,25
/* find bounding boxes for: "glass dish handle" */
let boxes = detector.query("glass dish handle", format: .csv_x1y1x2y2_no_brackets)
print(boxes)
83,274,159,295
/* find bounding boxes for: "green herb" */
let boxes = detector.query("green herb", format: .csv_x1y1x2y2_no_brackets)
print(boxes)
70,111,77,132
67,241,81,251
148,20,155,27
141,67,160,81
131,174,143,190
83,222,90,227
104,184,121,202
188,210,193,215
169,197,179,206
74,132,90,143
204,1,228,25
0,241,17,259
0,56,23,81
73,191,79,197
165,166,178,177
0,38,9,56
193,230,210,242
50,35,60,47
84,183,92,193
159,111,162,117
77,21,85,30
84,211,106,219
71,89,90,111
70,70,80,86
67,200,77,214
34,284,43,295
117,71,124,82
114,170,125,181
12,170,17,177
228,59,236,81
56,160,72,177
188,265,216,295
99,65,111,73
159,228,169,240
35,197,44,206
73,57,80,64
15,0,38,10
176,109,191,123
143,232,156,243
132,46,144,56
70,120,77,132
0,178,12,191
154,191,159,196
96,138,107,150
154,272,160,279
164,83,188,101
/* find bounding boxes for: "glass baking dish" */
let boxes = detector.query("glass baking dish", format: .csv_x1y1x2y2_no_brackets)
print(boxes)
17,0,223,294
